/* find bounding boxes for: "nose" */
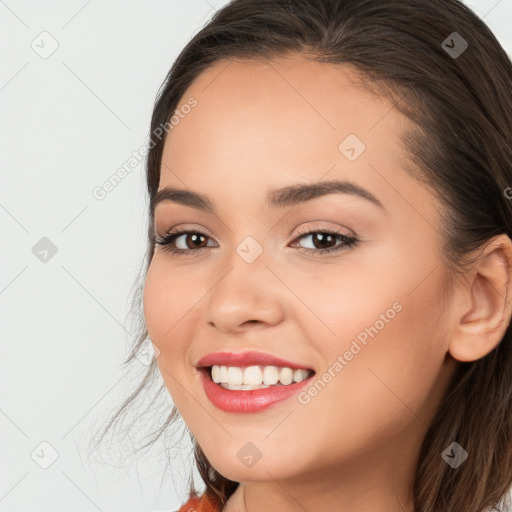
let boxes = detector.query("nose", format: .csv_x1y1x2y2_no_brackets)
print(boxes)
204,253,285,334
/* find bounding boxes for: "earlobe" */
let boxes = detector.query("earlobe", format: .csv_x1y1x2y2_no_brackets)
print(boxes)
448,234,512,362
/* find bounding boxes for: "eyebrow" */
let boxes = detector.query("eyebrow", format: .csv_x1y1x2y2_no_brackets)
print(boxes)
151,179,386,213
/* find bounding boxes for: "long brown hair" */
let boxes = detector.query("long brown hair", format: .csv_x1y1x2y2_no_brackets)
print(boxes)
92,1,512,510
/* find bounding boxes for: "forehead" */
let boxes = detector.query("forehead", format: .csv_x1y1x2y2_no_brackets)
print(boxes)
159,54,420,213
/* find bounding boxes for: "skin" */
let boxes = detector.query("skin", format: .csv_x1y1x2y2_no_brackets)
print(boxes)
143,54,512,512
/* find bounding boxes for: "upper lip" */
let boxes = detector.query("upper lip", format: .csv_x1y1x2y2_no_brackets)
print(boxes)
195,350,315,371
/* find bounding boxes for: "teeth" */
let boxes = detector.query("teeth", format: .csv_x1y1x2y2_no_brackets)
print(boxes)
279,367,294,385
244,365,264,385
293,368,306,382
263,365,279,385
227,366,243,385
210,365,312,388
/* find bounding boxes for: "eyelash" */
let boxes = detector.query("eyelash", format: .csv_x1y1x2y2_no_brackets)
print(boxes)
154,226,358,257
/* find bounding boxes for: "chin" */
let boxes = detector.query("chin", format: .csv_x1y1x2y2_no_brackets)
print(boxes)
203,448,304,483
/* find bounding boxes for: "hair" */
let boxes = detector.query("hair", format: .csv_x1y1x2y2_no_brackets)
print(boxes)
90,1,512,510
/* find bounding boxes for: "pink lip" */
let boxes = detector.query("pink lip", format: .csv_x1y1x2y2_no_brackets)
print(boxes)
195,350,314,370
197,367,315,413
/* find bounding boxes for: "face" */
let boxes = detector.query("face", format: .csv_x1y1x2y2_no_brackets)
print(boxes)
143,55,458,487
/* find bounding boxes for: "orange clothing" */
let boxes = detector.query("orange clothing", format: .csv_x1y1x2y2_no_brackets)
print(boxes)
177,492,221,512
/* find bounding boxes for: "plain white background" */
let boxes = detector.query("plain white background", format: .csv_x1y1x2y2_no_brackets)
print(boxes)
1,1,511,511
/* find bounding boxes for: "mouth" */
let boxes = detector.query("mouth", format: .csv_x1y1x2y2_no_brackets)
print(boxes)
197,364,316,390
193,350,317,412
196,364,316,413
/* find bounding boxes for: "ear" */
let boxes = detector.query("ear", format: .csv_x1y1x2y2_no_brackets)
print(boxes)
449,234,512,362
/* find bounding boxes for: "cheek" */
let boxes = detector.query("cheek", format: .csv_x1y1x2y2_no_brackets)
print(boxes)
285,284,451,470
297,236,448,361
289,249,450,415
143,256,197,339
143,259,189,361
324,273,449,429
142,256,209,374
143,260,198,410
142,262,166,343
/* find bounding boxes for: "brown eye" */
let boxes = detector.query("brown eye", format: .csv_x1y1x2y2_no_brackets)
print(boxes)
308,232,337,250
179,232,208,249
291,228,359,255
155,230,216,255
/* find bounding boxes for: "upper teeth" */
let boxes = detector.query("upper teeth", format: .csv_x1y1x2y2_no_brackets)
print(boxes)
210,365,312,386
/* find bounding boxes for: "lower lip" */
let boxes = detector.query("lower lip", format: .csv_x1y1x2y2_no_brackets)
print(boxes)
198,367,315,413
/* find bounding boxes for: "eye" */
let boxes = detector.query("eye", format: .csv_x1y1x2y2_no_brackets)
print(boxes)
154,226,358,257
154,229,217,256
290,226,358,255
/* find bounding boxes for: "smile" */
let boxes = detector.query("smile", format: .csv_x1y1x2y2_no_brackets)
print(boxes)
197,365,316,413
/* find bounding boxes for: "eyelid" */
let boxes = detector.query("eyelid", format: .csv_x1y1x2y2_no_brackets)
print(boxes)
155,223,213,238
292,222,355,239
156,222,355,243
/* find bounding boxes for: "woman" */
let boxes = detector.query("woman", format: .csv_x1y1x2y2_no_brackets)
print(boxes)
96,0,512,510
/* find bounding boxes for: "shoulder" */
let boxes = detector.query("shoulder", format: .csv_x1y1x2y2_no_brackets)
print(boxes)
175,491,221,512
